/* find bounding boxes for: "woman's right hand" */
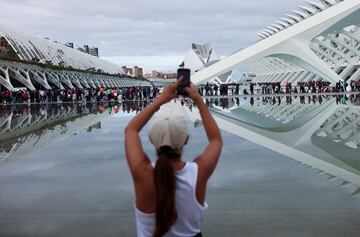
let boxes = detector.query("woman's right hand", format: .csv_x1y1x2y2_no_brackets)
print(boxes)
158,79,181,103
185,83,202,102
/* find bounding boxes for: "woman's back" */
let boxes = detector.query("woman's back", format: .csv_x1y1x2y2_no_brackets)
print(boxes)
125,82,222,237
135,162,207,237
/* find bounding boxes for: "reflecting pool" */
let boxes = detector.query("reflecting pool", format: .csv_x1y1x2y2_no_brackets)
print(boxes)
194,94,360,190
0,95,360,237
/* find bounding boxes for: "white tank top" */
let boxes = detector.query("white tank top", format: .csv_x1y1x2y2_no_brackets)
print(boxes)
135,162,208,237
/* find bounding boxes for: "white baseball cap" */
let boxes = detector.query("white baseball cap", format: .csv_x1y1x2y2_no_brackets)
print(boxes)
149,102,189,151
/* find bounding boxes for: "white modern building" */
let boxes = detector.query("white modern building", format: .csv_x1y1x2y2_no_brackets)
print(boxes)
182,43,220,73
191,0,360,87
182,43,234,84
0,24,151,91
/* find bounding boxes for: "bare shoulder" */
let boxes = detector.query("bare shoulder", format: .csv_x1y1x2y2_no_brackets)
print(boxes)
133,159,154,182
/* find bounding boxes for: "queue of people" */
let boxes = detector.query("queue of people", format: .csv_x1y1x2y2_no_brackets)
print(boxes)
0,86,160,104
199,83,240,96
1,79,360,105
198,79,360,97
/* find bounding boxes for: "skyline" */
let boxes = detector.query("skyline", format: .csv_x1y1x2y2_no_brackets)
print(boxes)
2,0,307,72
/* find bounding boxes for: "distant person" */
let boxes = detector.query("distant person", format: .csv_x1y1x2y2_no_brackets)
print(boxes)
125,79,223,237
249,83,254,95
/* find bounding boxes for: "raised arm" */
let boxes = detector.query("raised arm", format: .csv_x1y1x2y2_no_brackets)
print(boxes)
125,81,179,179
186,83,223,195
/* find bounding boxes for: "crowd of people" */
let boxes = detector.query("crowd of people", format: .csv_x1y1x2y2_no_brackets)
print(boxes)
191,93,360,110
199,83,240,96
1,79,360,105
0,86,160,104
257,81,332,94
199,80,360,97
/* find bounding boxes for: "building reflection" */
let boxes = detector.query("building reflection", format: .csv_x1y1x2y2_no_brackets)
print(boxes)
201,95,335,132
185,93,360,196
0,101,147,163
314,106,360,156
2,95,360,195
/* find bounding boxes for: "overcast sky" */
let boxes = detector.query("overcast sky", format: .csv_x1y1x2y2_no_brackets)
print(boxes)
0,0,306,72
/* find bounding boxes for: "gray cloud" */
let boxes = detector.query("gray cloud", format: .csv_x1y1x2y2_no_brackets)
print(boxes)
0,0,307,70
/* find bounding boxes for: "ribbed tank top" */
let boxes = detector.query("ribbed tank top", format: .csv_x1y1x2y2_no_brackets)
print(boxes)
135,162,208,237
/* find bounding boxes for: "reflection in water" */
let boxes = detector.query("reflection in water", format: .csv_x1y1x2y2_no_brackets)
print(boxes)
203,95,335,132
316,106,360,149
313,106,360,173
186,93,360,196
2,95,360,196
0,101,148,163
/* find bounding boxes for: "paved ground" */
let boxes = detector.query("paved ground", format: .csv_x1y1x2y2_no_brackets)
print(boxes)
0,113,359,237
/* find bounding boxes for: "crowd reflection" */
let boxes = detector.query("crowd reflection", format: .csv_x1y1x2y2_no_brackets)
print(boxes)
2,94,359,134
0,101,151,121
187,94,360,110
2,94,360,166
0,101,155,162
2,94,359,121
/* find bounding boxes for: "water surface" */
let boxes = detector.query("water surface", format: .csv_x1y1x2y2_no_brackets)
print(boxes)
0,96,360,237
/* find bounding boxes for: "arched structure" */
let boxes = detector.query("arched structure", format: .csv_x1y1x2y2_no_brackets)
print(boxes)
192,0,360,86
0,24,151,90
182,43,233,85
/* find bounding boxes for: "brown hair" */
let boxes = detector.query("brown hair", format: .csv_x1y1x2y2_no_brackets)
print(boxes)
152,146,180,237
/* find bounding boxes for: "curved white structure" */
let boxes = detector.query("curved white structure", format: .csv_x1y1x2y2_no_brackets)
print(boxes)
0,24,152,90
0,24,122,74
0,59,151,91
183,43,234,84
192,0,360,86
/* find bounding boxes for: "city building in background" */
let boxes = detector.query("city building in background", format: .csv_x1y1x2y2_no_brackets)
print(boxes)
147,70,177,86
84,45,89,54
150,70,177,79
150,70,160,78
122,66,144,78
134,66,143,78
122,66,133,76
65,42,74,48
76,45,99,57
89,47,99,57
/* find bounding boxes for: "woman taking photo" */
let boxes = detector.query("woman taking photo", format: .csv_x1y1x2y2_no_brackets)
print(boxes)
125,79,223,237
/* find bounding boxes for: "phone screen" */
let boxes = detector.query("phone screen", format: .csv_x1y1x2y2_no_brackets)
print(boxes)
177,68,191,96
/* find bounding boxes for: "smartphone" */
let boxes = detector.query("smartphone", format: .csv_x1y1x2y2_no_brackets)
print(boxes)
177,68,191,96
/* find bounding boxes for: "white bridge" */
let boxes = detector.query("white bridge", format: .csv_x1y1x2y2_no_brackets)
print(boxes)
192,0,360,86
